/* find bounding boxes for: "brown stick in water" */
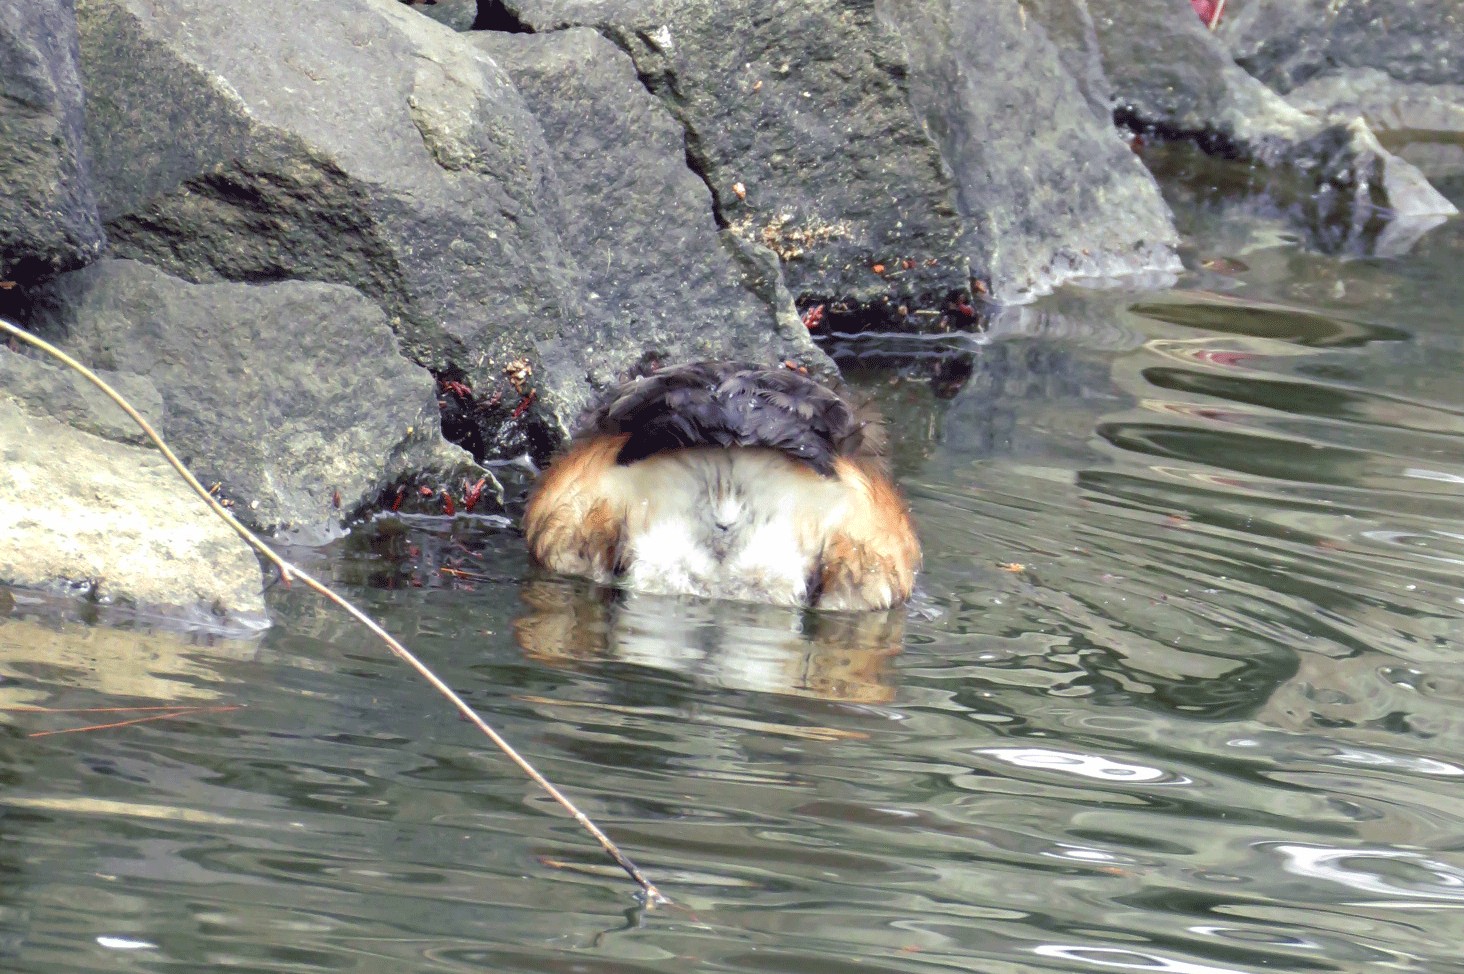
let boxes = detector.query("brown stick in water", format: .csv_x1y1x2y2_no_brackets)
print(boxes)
0,316,668,907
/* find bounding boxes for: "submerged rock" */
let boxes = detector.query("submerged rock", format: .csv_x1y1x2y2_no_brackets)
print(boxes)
0,0,105,282
489,0,1178,314
29,259,479,545
1285,71,1464,180
1088,0,1456,239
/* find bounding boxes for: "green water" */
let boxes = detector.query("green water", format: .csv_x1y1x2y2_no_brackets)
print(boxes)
4,182,1464,972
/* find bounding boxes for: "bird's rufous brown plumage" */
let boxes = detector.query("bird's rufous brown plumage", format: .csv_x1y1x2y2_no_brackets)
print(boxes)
524,362,919,610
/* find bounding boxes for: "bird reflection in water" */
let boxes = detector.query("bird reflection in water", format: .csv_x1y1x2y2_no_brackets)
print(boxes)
514,578,906,703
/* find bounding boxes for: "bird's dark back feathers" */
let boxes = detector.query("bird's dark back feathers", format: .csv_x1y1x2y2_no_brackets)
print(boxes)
577,362,882,476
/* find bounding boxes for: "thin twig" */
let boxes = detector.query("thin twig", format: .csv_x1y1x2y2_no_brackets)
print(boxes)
0,316,668,906
28,705,241,738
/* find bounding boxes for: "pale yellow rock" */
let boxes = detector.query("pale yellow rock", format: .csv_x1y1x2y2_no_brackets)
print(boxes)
0,399,266,623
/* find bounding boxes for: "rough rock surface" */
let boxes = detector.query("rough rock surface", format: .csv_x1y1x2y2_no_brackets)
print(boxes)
0,398,267,627
1089,0,1456,227
1286,72,1464,180
472,28,815,381
494,0,972,313
1218,0,1463,94
492,0,1181,311
877,0,1179,303
0,0,105,282
1019,0,1115,121
30,259,478,545
74,0,819,456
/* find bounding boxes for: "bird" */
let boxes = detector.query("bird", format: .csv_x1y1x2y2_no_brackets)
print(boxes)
523,361,920,610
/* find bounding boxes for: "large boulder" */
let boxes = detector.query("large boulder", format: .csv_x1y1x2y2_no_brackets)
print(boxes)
0,352,266,627
472,28,814,377
74,0,819,457
0,0,105,282
1087,0,1456,235
877,0,1179,304
488,0,1178,314
29,259,478,545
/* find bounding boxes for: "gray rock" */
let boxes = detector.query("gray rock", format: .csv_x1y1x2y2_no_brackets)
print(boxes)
1280,70,1464,181
1218,0,1463,94
0,0,105,281
0,398,267,628
1288,70,1464,135
878,0,1179,304
503,0,972,315
1089,0,1456,231
0,344,164,447
1151,140,1451,261
74,0,817,454
77,0,576,433
1216,1,1464,182
31,259,480,545
472,28,820,387
1020,0,1116,122
493,0,1179,314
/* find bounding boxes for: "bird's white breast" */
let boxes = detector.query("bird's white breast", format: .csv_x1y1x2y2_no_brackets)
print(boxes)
608,447,848,605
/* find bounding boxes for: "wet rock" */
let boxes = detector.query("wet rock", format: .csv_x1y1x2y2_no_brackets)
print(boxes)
472,28,818,384
1149,142,1450,262
878,0,1179,304
1089,0,1456,232
1216,0,1464,181
75,0,816,455
0,0,105,282
30,259,479,545
496,0,972,314
1285,71,1464,179
0,399,267,628
1020,0,1114,121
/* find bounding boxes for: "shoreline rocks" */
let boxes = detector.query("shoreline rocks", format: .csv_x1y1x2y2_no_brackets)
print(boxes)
30,258,480,546
1,0,1459,625
0,0,105,283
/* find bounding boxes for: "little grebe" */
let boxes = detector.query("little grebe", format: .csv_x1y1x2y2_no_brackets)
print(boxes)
524,361,920,610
